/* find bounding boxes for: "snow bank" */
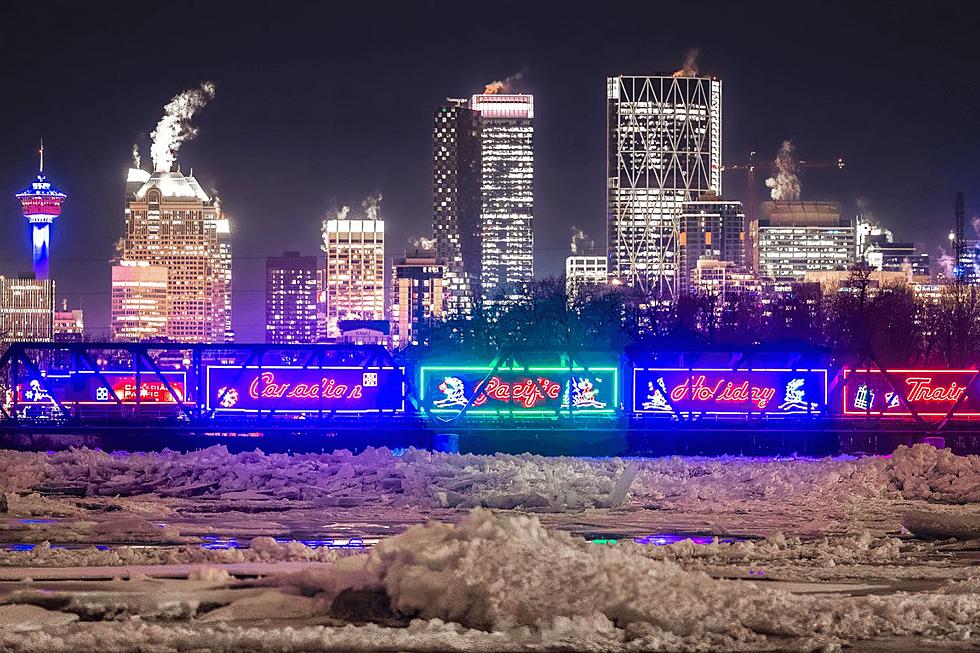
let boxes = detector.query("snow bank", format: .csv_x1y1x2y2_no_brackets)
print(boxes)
0,443,978,518
885,444,980,503
268,509,980,649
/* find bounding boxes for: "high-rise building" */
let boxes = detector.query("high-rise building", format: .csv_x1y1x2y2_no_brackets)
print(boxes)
391,246,445,348
0,276,55,343
607,75,723,296
321,204,385,339
565,256,609,301
110,262,168,341
691,259,769,297
864,239,930,278
53,301,84,342
678,196,745,293
470,93,534,305
16,143,66,282
756,201,856,289
433,99,482,316
115,167,232,343
265,251,318,344
216,215,234,341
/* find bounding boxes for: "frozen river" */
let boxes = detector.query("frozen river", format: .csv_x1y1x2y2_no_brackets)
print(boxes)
2,443,980,651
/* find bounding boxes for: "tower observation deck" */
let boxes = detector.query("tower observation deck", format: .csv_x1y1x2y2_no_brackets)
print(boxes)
15,142,66,280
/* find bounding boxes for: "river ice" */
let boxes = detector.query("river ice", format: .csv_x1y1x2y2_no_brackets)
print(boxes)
1,443,980,651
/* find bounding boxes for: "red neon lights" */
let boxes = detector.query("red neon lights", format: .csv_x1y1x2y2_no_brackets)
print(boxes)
668,376,776,410
472,376,562,409
904,377,967,402
247,371,363,401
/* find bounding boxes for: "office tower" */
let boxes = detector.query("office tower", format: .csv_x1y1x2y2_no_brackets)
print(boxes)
391,245,445,348
433,99,481,316
265,251,318,344
16,143,66,281
321,202,385,339
216,215,234,341
678,196,745,293
110,262,168,341
470,93,534,305
565,256,608,301
606,75,722,296
53,301,84,342
864,239,930,278
115,166,232,342
691,259,768,297
756,200,855,289
0,276,55,343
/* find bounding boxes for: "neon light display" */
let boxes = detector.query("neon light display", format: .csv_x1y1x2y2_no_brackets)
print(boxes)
204,366,405,413
420,364,618,416
843,369,980,417
632,368,828,416
16,371,186,405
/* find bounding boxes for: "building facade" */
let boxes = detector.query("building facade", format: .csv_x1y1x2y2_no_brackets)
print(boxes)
565,255,609,301
433,99,481,316
606,75,723,296
265,251,318,344
0,276,55,343
756,201,855,289
391,246,445,348
678,196,745,293
470,93,534,305
115,167,232,343
864,239,930,278
53,304,84,342
321,212,385,339
110,262,168,341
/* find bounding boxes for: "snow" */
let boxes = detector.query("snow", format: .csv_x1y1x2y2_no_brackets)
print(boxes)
2,444,980,650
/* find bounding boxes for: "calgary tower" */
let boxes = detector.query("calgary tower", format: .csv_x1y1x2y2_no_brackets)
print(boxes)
15,141,66,280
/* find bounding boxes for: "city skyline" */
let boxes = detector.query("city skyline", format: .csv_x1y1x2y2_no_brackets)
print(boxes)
1,1,978,340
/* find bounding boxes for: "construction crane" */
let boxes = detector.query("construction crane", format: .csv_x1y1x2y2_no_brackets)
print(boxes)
798,157,846,171
720,151,758,220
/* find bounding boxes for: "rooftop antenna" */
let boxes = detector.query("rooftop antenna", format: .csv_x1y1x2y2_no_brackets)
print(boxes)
38,138,44,174
955,192,966,280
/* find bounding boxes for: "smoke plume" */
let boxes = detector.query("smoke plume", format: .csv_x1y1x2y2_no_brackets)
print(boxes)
570,226,595,256
412,236,436,251
131,144,141,169
484,71,524,95
150,82,216,173
971,216,980,237
765,140,802,200
362,193,383,220
671,49,700,77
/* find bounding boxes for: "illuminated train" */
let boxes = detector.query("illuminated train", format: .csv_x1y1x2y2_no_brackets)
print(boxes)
2,342,978,426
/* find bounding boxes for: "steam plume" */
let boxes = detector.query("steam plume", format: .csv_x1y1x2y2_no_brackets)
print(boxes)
131,144,141,169
570,226,595,256
484,71,524,95
336,206,351,220
671,49,700,77
150,82,216,173
412,236,436,250
765,140,801,200
362,193,383,220
971,216,980,237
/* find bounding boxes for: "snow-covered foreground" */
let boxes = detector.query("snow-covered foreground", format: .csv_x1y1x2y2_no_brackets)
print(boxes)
2,443,980,651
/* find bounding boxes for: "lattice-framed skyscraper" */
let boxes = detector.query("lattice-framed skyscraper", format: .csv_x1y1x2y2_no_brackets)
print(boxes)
607,75,722,296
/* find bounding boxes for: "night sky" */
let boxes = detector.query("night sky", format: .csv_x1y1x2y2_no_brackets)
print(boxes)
1,1,978,340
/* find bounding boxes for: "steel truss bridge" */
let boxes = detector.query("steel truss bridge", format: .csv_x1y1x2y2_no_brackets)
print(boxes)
0,342,978,456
